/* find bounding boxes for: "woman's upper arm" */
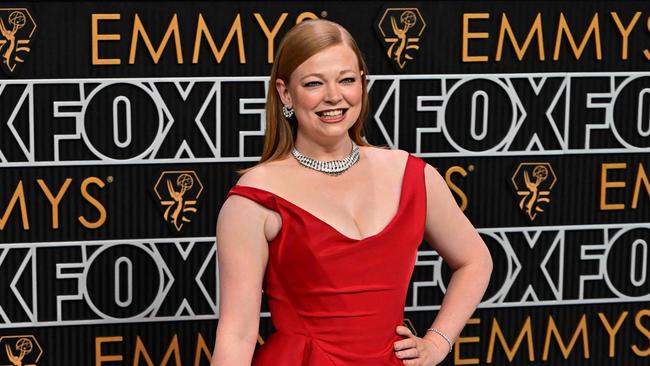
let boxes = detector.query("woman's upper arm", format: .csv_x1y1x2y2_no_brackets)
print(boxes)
215,194,270,342
423,164,491,270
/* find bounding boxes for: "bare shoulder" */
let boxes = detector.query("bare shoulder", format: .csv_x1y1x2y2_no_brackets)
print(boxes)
365,147,443,188
234,157,292,190
360,146,410,170
235,162,274,189
220,160,288,224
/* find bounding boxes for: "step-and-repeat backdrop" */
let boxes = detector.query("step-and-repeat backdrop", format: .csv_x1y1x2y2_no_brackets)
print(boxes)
0,1,649,365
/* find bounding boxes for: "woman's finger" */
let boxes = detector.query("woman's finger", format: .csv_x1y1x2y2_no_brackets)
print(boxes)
395,325,415,337
394,337,416,351
395,347,419,359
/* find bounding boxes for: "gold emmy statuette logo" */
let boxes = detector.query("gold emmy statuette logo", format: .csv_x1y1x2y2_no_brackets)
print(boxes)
376,8,426,70
0,335,43,366
0,8,36,74
511,163,557,221
153,171,204,231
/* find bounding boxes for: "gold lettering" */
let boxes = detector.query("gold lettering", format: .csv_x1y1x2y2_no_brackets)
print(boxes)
445,166,469,211
487,316,534,362
92,14,121,65
133,336,155,366
462,13,490,62
632,309,650,356
542,314,590,360
296,12,319,24
645,17,650,61
134,335,182,366
610,12,641,60
253,13,288,63
597,312,628,358
600,163,626,210
129,14,183,64
455,318,481,365
0,181,29,230
95,336,123,365
632,163,650,209
79,177,107,229
162,336,182,366
192,14,246,64
496,13,544,61
193,333,212,366
554,13,602,60
37,178,72,229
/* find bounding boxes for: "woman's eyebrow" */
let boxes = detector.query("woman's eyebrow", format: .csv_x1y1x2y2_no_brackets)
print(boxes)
300,70,356,81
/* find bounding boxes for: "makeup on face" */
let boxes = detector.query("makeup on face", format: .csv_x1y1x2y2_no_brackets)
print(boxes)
288,45,363,129
314,107,349,123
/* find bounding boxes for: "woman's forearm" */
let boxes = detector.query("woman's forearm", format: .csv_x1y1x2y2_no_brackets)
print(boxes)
425,255,492,346
211,331,257,366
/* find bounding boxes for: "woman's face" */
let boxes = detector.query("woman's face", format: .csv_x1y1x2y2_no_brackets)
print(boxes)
276,43,363,142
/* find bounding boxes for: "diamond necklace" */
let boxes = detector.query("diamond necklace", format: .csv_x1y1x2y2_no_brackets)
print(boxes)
291,140,359,176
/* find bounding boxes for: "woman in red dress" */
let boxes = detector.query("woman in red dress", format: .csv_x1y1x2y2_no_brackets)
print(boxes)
211,19,492,366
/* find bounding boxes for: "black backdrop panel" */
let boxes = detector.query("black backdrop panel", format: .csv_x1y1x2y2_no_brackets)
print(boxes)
1,1,649,365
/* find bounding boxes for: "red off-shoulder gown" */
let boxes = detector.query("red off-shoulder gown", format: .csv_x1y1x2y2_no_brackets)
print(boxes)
226,154,426,365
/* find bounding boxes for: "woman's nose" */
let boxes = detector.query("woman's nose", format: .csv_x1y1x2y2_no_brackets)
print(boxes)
324,82,342,104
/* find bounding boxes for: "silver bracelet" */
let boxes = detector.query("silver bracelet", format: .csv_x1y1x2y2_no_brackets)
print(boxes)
426,328,453,354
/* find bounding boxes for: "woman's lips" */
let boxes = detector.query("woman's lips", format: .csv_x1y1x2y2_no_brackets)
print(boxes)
316,109,347,123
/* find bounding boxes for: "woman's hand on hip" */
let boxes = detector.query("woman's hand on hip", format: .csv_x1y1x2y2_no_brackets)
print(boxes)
393,325,448,365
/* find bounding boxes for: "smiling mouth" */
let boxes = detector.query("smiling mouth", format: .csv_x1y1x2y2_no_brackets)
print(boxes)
316,108,348,117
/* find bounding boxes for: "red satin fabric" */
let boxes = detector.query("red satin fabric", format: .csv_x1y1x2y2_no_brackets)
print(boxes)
226,154,427,365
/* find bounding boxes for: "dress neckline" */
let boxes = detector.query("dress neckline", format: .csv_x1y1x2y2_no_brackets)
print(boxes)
233,154,412,242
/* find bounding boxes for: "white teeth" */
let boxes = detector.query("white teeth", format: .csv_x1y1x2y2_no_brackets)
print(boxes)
320,109,343,117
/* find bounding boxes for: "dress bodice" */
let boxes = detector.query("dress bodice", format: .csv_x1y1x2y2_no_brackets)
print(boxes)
226,154,427,365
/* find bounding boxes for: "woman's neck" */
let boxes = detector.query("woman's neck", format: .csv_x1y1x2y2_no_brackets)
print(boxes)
293,134,354,161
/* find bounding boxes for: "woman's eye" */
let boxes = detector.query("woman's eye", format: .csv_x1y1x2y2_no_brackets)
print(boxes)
304,81,321,87
341,78,356,84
